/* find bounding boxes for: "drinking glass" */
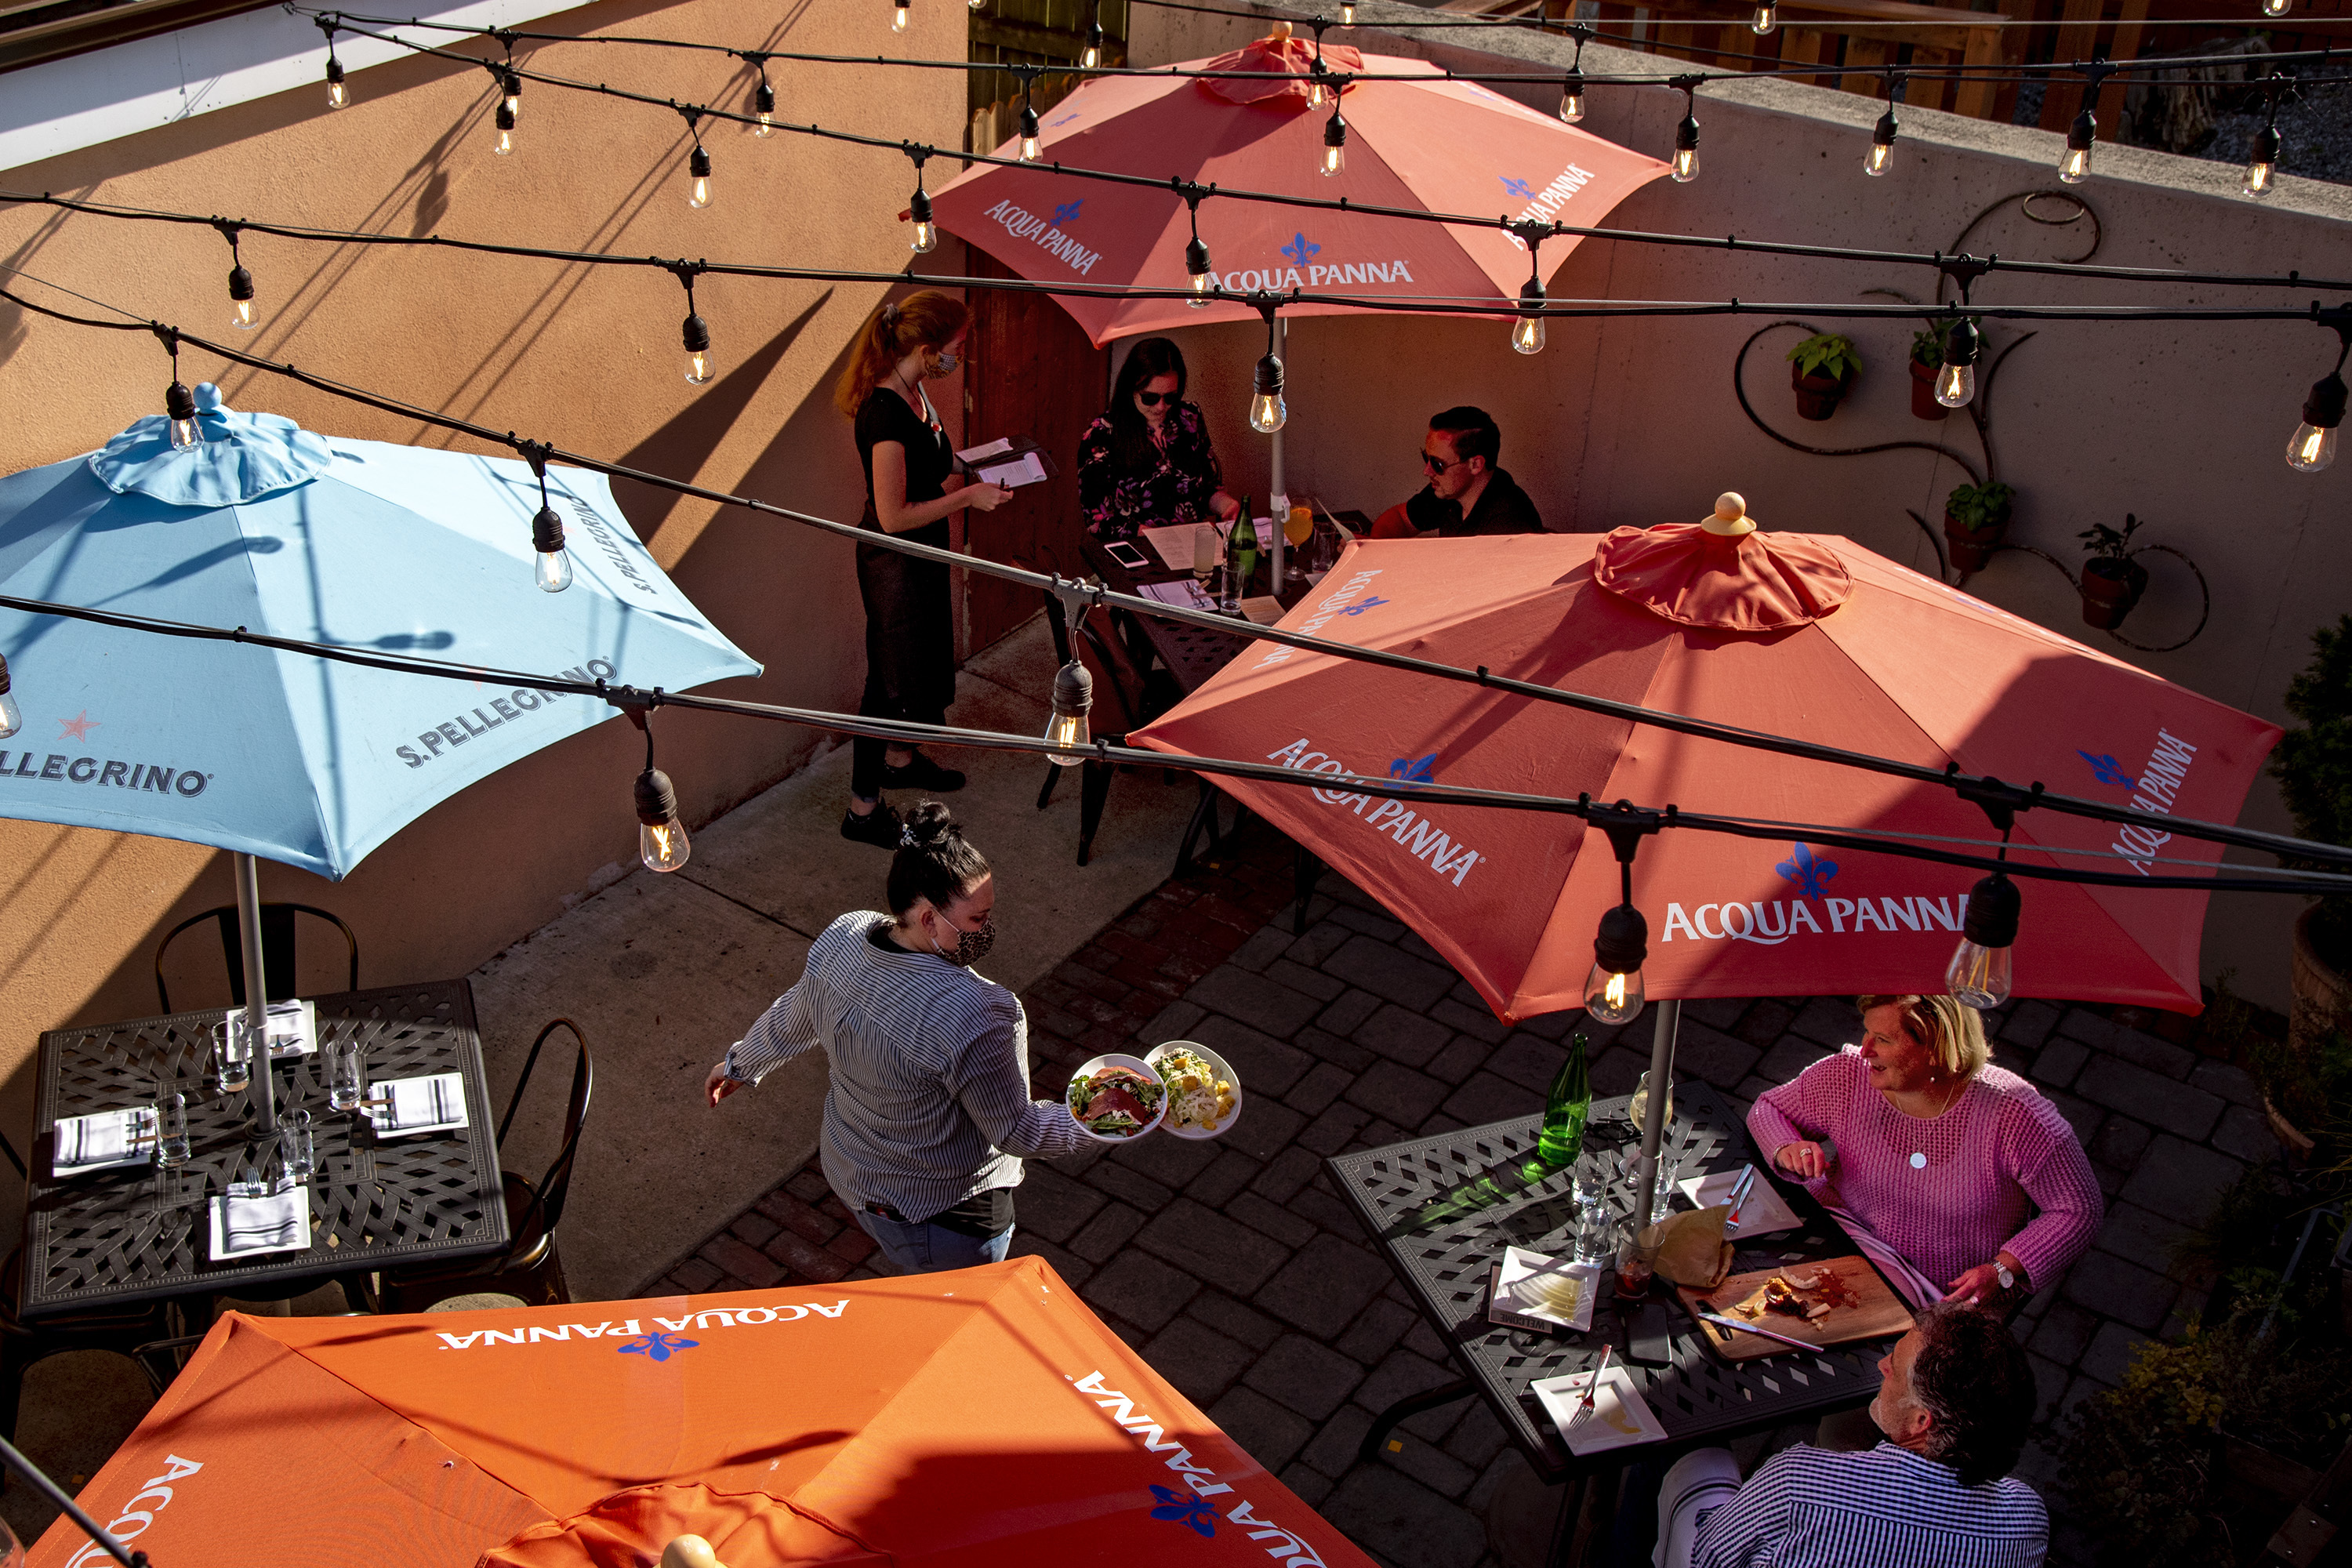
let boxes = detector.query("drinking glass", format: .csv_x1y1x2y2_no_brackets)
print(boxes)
327,1036,367,1112
1192,520,1226,594
212,1017,252,1093
1614,1227,1661,1297
1282,506,1314,587
278,1108,315,1185
1305,522,1338,583
1571,1163,1613,1263
1650,1149,1684,1210
154,1087,191,1169
1626,1070,1675,1134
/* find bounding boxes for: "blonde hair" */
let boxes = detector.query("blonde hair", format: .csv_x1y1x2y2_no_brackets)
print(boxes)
1857,994,1991,1080
833,290,970,416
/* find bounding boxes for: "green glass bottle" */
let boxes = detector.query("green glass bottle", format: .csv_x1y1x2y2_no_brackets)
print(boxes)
1537,1029,1592,1168
1229,506,1259,592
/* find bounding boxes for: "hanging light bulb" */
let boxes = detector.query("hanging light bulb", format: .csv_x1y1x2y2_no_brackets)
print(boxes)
532,502,573,593
2288,368,2345,473
1082,20,1103,68
1308,69,1331,110
892,0,910,31
325,52,348,110
683,310,713,386
2060,108,2095,184
2245,122,2281,196
1751,1,1777,33
1044,659,1094,764
1671,110,1700,183
1935,317,1980,408
1250,353,1287,434
1341,2,1356,21
228,262,258,332
1018,102,1042,162
1512,277,1546,355
1186,234,1214,307
1945,871,2019,1008
688,144,713,208
907,187,938,254
1583,902,1649,1025
1866,107,1898,176
635,765,691,872
165,379,199,451
753,78,775,136
969,0,985,9
1559,69,1585,123
1321,106,1347,177
494,100,517,155
2265,0,2291,14
501,68,522,120
0,655,21,741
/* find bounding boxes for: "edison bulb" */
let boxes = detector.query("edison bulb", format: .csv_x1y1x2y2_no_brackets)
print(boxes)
1751,2,1776,31
1190,274,1212,307
1020,132,1041,161
327,78,349,110
1944,938,2012,1009
233,298,257,330
1250,390,1287,434
969,0,985,9
1581,962,1645,1025
1934,361,1974,408
891,2,909,31
495,126,515,155
689,173,712,208
1044,709,1090,764
1308,79,1330,108
0,688,19,739
1559,87,1584,123
169,414,200,450
2245,158,2274,196
912,220,937,253
503,88,521,118
2288,422,2338,473
1671,146,1699,182
1866,140,1892,176
1511,316,1545,355
1341,1,1355,20
2058,143,2090,184
640,818,691,873
686,348,713,385
756,111,774,136
1321,143,1344,176
535,547,573,593
2265,0,2289,13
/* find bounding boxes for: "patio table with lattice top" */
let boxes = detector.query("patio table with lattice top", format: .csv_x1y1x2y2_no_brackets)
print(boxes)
23,979,506,1317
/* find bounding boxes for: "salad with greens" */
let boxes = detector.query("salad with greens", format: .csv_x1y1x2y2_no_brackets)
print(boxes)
1066,1062,1166,1138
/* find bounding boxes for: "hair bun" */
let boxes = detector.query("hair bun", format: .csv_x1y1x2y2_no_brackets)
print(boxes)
898,800,957,850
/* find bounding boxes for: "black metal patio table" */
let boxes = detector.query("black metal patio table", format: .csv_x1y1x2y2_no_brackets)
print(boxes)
22,979,507,1317
1327,1081,1901,1484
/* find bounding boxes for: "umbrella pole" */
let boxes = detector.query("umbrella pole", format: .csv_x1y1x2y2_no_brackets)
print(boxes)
1629,999,1680,1234
234,852,279,1135
1268,318,1287,584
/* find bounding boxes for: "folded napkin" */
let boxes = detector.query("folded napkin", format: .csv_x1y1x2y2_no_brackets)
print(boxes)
261,999,318,1058
365,1073,467,1136
209,1187,311,1260
1638,1205,1733,1289
53,1108,154,1174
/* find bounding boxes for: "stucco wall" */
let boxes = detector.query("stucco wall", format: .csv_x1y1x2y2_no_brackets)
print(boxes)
1129,0,2352,1012
0,0,969,1081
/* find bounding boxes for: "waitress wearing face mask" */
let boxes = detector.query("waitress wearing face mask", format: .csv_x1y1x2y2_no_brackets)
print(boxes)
706,803,1087,1275
832,290,1013,850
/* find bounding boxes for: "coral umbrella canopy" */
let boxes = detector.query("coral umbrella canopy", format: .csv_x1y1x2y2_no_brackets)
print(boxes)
1128,531,2281,1019
927,35,1668,345
32,1261,1371,1568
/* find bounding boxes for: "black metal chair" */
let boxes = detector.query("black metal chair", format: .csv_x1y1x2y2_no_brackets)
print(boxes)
1037,596,1181,866
154,902,358,1012
365,1018,592,1313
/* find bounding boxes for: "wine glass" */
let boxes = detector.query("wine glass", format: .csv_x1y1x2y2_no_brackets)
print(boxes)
1282,506,1314,588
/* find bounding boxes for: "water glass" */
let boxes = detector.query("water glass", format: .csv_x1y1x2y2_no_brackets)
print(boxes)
278,1108,315,1185
1571,1163,1613,1263
153,1089,191,1169
1614,1228,1661,1298
1651,1150,1684,1210
211,1017,253,1093
326,1036,367,1112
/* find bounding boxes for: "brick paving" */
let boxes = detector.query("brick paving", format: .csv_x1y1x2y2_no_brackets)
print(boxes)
644,818,2270,1567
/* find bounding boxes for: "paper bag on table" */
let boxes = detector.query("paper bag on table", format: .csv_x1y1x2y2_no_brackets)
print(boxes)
1639,1206,1733,1289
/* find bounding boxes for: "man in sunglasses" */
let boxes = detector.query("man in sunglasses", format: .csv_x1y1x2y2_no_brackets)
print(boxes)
1368,406,1544,539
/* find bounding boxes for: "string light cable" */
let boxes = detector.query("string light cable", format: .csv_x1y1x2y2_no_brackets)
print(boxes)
9,276,2351,879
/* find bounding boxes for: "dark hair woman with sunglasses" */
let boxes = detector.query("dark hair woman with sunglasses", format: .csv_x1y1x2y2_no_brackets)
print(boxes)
1076,337,1240,544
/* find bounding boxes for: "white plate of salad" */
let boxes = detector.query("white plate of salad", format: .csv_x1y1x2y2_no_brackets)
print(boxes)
1065,1054,1167,1142
1145,1040,1242,1140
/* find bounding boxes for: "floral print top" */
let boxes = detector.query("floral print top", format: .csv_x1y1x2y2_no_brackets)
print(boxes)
1077,401,1225,543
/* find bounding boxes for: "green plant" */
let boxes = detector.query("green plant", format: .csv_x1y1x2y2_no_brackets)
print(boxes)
1911,328,1944,368
1945,481,2016,530
2270,614,2352,967
1786,332,1860,383
2079,513,2147,563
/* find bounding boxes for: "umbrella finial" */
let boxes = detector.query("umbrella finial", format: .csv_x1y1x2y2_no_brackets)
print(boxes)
1268,18,1294,41
659,1536,726,1568
1702,492,1757,536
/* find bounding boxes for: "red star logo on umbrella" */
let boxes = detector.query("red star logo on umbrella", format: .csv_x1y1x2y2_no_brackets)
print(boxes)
56,710,99,742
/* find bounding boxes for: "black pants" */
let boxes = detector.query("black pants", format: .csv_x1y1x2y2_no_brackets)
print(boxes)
851,677,947,800
852,530,954,801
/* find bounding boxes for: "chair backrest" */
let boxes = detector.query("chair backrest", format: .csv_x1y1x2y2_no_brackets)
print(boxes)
499,1018,593,1243
155,903,359,1013
1075,605,1156,739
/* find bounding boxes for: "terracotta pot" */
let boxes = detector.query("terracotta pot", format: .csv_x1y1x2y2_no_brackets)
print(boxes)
1944,508,2009,572
2263,1092,2318,1166
1791,365,1849,422
2079,557,2148,630
1909,358,1950,421
2290,902,2352,1055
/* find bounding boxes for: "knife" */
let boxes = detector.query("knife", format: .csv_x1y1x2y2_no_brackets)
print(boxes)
1697,1310,1819,1352
1726,1165,1759,1228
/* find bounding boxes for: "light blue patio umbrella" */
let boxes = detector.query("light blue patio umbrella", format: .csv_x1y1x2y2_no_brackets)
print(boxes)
0,384,758,1127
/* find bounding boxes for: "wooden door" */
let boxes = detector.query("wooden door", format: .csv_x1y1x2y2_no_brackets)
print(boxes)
960,245,1106,656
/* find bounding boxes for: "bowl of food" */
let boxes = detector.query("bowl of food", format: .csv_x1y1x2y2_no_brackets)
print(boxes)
1145,1040,1242,1139
1065,1054,1167,1142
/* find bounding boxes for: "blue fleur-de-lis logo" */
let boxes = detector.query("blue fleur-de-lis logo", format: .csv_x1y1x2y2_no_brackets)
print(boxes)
1280,233,1320,267
1501,176,1535,198
1336,595,1389,617
1051,198,1084,227
617,1331,699,1362
1149,1485,1218,1538
1388,753,1437,786
2077,750,2137,789
1775,842,1840,902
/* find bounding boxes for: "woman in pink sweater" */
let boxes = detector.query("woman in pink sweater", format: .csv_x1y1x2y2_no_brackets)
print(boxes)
1747,993,2103,1311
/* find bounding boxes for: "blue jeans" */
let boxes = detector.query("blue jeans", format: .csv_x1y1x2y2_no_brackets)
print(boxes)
855,1207,1014,1274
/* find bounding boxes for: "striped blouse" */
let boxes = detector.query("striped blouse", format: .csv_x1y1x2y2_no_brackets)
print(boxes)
1694,1442,2049,1568
1748,1047,2103,1291
724,912,1088,1223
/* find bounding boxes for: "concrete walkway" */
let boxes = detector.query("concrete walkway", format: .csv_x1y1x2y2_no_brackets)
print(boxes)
654,818,2263,1568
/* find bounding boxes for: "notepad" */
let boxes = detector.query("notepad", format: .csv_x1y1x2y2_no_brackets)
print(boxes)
1139,523,1217,572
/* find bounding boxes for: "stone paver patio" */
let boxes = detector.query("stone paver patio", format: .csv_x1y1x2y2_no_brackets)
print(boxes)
645,818,2267,1568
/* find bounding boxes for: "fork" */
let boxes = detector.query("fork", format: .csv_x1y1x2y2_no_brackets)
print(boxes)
1566,1344,1614,1430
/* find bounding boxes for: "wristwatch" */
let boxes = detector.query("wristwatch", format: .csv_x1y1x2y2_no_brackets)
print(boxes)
1994,1261,2017,1291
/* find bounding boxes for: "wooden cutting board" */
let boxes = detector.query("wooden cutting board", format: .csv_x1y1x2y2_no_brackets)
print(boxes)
1678,1254,1915,1361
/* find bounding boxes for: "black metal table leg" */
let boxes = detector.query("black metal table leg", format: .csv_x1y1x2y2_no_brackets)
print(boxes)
1173,778,1222,877
1356,1377,1474,1465
1077,756,1113,866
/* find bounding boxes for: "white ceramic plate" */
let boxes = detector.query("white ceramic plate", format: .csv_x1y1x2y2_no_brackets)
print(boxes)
1531,1363,1668,1455
1145,1040,1243,1140
1065,1053,1167,1143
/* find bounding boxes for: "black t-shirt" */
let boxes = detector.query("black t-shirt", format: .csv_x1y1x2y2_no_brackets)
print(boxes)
855,386,953,546
1403,466,1545,537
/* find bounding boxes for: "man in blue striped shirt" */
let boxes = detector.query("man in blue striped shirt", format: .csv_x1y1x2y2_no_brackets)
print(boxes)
1653,1302,2049,1568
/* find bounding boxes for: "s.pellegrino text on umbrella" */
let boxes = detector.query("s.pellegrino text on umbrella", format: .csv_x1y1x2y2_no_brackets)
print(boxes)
1538,1029,1592,1167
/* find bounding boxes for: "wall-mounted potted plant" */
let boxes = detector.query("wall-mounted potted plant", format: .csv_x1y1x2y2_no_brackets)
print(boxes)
1785,333,1860,422
2078,514,2149,629
1908,329,1949,422
2270,614,2352,1056
1943,481,2015,572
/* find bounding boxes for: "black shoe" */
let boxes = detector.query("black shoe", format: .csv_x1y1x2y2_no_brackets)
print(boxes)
881,752,965,792
841,804,902,849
